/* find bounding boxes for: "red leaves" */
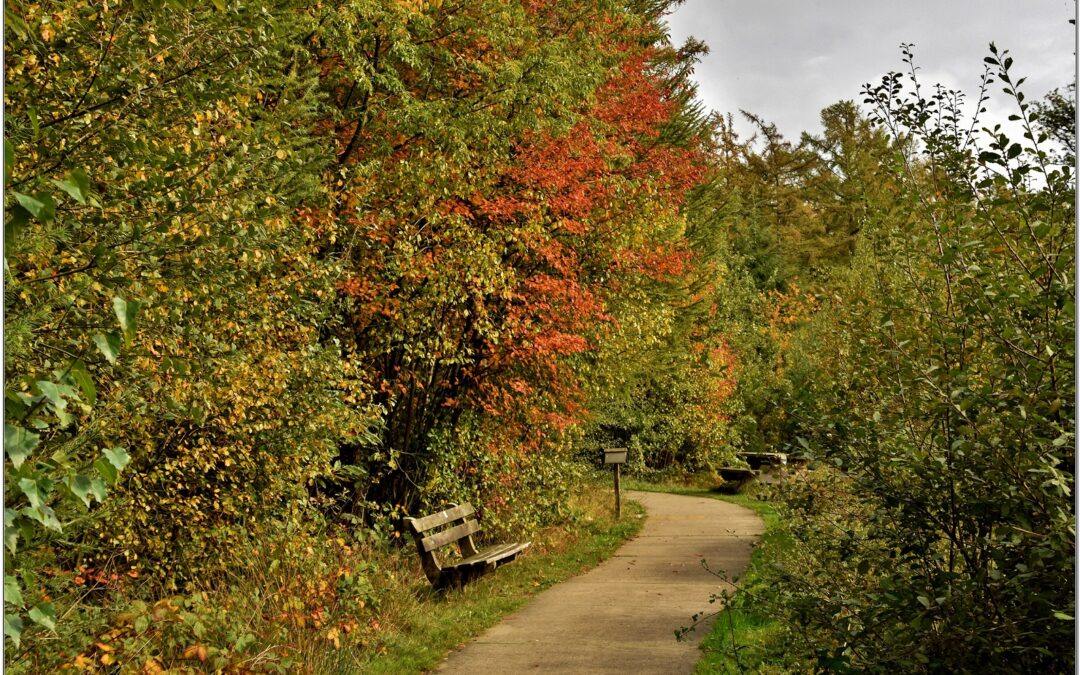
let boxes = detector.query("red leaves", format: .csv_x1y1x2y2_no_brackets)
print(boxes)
449,37,715,446
594,54,672,139
512,121,612,220
317,2,717,492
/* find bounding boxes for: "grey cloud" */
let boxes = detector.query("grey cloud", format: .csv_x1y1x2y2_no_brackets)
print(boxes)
666,0,1076,139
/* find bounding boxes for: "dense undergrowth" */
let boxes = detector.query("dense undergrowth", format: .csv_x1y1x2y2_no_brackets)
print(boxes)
5,480,642,672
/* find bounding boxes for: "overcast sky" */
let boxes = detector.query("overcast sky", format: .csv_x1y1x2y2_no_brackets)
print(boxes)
666,0,1076,140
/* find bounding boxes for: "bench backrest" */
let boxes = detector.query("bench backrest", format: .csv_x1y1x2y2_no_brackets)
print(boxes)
404,503,481,584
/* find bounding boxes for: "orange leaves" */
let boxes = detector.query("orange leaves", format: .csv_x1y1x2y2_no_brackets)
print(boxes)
707,337,738,405
72,565,132,590
766,283,820,329
338,275,379,302
613,245,695,282
294,0,719,525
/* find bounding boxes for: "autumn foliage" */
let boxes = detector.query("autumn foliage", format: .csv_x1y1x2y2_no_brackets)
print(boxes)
2,0,740,667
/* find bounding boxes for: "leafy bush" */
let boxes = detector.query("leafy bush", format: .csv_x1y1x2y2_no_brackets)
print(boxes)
740,47,1074,673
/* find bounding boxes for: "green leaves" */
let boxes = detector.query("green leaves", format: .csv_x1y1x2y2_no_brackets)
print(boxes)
12,191,55,223
5,424,39,469
4,509,18,554
103,447,131,473
0,575,24,646
774,44,1078,673
113,296,141,343
93,332,122,365
22,504,61,532
51,168,91,205
4,9,30,40
95,447,129,485
94,457,119,485
27,602,56,631
68,474,94,508
4,613,23,648
67,361,97,406
91,297,138,363
6,444,128,562
35,380,78,427
5,576,23,610
18,478,46,510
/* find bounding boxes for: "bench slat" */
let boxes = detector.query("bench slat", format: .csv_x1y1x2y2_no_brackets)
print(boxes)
420,519,482,553
453,541,531,568
406,503,475,534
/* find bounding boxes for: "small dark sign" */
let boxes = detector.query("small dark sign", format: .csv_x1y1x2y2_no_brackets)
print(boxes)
604,447,627,464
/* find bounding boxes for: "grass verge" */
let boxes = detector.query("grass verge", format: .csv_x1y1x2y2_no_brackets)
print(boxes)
624,477,789,674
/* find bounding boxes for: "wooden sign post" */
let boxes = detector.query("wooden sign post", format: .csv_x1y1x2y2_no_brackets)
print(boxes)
603,448,627,519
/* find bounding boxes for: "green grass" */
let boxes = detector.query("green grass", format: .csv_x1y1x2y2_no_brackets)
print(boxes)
349,491,646,674
624,478,790,674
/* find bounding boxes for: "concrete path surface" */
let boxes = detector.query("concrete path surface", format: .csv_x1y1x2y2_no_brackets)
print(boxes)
436,490,765,674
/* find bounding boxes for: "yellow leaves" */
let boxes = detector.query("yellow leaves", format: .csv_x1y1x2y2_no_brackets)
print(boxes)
395,0,444,12
152,598,179,620
182,644,209,661
326,627,341,649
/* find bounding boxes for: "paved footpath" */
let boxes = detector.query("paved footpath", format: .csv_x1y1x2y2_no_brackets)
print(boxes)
436,490,764,674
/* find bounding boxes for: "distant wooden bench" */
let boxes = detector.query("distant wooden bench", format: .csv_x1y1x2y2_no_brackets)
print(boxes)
787,457,809,471
718,466,759,483
737,452,787,470
404,502,531,590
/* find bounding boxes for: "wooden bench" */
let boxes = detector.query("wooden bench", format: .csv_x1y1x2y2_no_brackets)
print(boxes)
714,466,759,493
787,457,809,471
737,451,787,470
718,466,759,482
404,502,531,590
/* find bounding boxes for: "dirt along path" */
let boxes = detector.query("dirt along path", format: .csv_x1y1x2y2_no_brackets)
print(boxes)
436,490,765,674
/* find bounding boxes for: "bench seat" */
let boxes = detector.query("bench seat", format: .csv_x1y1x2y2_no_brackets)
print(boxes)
454,541,531,569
